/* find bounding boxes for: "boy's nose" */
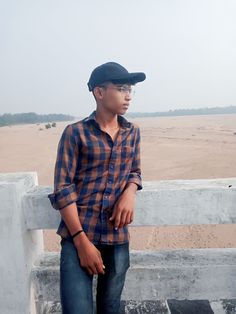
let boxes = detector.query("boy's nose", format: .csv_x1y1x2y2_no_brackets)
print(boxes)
125,93,132,101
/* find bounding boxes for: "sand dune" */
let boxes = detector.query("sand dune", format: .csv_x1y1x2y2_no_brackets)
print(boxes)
1,114,236,251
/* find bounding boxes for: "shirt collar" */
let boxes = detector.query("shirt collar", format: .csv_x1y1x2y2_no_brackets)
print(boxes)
84,111,132,129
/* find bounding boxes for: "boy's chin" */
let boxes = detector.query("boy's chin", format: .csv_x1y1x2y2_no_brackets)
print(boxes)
118,108,128,115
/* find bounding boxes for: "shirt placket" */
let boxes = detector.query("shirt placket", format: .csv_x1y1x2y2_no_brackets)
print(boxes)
100,130,122,243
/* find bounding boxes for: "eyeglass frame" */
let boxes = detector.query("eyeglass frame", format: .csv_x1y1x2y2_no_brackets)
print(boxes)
97,82,135,96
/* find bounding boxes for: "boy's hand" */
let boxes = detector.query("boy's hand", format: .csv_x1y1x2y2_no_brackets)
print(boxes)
109,185,136,229
74,233,105,275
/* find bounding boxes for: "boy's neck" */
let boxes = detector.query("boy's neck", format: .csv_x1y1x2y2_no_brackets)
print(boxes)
95,108,119,129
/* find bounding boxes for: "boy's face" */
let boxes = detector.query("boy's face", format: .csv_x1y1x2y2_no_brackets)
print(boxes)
95,82,133,115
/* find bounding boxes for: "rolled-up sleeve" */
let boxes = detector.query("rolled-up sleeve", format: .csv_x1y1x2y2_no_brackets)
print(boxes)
48,124,79,210
127,127,142,190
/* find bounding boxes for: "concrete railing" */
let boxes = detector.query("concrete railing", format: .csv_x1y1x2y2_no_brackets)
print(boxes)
0,172,236,314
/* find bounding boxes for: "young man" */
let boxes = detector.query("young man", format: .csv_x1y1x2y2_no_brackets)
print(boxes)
48,62,146,314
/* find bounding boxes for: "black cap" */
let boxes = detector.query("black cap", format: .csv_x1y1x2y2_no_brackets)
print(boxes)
87,62,146,91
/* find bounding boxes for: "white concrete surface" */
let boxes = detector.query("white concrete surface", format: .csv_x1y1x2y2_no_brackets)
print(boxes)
32,249,236,302
24,177,236,230
0,173,44,314
1,172,236,314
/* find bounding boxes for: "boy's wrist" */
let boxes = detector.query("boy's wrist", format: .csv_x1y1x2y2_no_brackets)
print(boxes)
125,182,138,193
71,229,84,239
73,232,88,247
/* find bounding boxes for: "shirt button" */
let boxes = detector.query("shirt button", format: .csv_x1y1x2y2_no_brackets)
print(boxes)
110,164,114,169
108,180,112,184
104,195,109,199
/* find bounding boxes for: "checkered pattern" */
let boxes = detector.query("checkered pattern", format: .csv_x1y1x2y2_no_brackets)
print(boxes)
48,111,142,245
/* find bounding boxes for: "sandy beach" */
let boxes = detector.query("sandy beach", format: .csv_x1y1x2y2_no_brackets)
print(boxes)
1,114,236,251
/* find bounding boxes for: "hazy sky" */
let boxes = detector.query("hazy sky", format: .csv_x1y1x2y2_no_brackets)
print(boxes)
1,0,236,117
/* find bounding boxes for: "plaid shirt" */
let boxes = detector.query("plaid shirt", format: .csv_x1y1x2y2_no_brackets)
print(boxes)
48,111,142,245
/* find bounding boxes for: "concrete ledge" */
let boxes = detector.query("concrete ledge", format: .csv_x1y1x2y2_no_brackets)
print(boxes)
34,299,236,314
23,185,61,230
36,300,170,314
24,178,236,229
32,248,236,302
0,171,38,187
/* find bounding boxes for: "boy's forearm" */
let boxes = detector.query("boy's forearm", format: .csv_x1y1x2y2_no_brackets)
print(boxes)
60,202,104,274
59,202,83,236
60,184,138,234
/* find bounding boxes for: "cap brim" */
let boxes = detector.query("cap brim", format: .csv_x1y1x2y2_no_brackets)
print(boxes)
110,72,146,85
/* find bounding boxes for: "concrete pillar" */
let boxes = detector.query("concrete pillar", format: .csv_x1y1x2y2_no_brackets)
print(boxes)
0,172,44,314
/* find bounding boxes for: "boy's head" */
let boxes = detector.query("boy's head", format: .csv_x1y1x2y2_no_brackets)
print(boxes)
87,62,146,92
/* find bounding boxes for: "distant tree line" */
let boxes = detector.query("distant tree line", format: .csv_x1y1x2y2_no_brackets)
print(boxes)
126,105,236,118
0,112,75,127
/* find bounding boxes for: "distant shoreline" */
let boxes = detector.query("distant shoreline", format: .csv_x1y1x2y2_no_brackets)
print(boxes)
1,106,236,127
126,105,236,118
0,112,75,127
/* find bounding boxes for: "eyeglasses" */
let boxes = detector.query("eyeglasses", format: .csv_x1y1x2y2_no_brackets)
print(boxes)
99,84,135,96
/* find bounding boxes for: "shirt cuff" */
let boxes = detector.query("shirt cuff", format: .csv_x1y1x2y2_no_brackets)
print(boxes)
48,183,78,210
127,174,143,191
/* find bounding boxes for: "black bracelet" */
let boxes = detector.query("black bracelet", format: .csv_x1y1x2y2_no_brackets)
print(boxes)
71,229,84,239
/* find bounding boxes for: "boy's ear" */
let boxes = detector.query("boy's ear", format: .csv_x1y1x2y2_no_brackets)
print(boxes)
93,86,103,100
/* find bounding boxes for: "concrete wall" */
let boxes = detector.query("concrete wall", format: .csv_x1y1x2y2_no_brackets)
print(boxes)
32,248,236,302
0,172,236,314
24,177,236,229
0,173,44,314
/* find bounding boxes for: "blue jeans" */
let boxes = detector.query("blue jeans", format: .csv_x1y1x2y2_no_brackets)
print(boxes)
60,238,130,314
